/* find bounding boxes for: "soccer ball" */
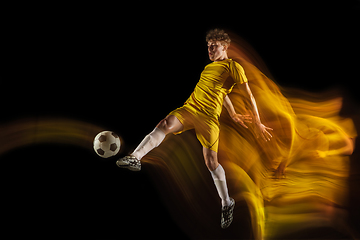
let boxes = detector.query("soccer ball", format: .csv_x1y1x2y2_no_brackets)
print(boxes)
93,131,121,158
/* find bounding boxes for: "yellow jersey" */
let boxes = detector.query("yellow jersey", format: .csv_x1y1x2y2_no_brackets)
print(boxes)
184,59,248,118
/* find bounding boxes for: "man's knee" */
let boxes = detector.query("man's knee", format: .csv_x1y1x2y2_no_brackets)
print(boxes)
156,115,183,135
156,118,168,131
156,118,172,134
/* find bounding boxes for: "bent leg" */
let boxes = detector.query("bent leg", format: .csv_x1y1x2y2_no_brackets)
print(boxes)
131,115,183,160
203,147,232,207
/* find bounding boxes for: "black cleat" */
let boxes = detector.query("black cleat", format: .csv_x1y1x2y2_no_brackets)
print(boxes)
116,156,141,171
221,198,235,229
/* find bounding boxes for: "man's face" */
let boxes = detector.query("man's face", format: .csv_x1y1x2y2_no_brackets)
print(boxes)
207,41,227,61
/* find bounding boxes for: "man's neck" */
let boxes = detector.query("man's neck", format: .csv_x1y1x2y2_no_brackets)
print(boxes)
214,54,229,62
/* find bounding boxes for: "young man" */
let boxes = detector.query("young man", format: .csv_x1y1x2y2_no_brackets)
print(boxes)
116,29,273,229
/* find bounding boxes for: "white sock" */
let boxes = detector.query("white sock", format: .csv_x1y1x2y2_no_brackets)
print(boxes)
210,164,231,207
131,127,166,160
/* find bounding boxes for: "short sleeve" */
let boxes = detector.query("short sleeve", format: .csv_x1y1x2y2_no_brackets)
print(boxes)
229,60,248,84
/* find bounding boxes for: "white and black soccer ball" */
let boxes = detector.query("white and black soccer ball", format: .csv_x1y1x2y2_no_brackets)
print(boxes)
93,131,121,158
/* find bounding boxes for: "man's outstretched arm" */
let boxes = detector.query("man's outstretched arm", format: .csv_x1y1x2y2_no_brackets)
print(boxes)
240,82,273,141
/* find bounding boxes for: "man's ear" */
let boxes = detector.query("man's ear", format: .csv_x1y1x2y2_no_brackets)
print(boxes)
223,44,229,51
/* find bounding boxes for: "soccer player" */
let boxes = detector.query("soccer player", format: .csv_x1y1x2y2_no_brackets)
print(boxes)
117,29,273,229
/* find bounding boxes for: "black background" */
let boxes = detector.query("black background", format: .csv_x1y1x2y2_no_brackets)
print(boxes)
3,1,360,239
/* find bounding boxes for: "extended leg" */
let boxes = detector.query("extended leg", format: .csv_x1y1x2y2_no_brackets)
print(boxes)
116,115,183,171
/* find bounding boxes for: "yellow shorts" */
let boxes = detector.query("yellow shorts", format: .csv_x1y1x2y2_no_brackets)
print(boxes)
168,104,220,152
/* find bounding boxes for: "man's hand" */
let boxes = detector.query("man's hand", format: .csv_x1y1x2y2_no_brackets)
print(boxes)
255,122,273,141
231,114,252,129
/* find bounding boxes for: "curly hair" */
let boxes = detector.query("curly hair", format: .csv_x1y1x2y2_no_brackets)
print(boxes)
206,29,231,46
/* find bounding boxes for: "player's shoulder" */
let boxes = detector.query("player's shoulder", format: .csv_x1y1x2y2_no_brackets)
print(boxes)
214,58,237,67
227,59,244,70
228,58,242,66
208,59,243,70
